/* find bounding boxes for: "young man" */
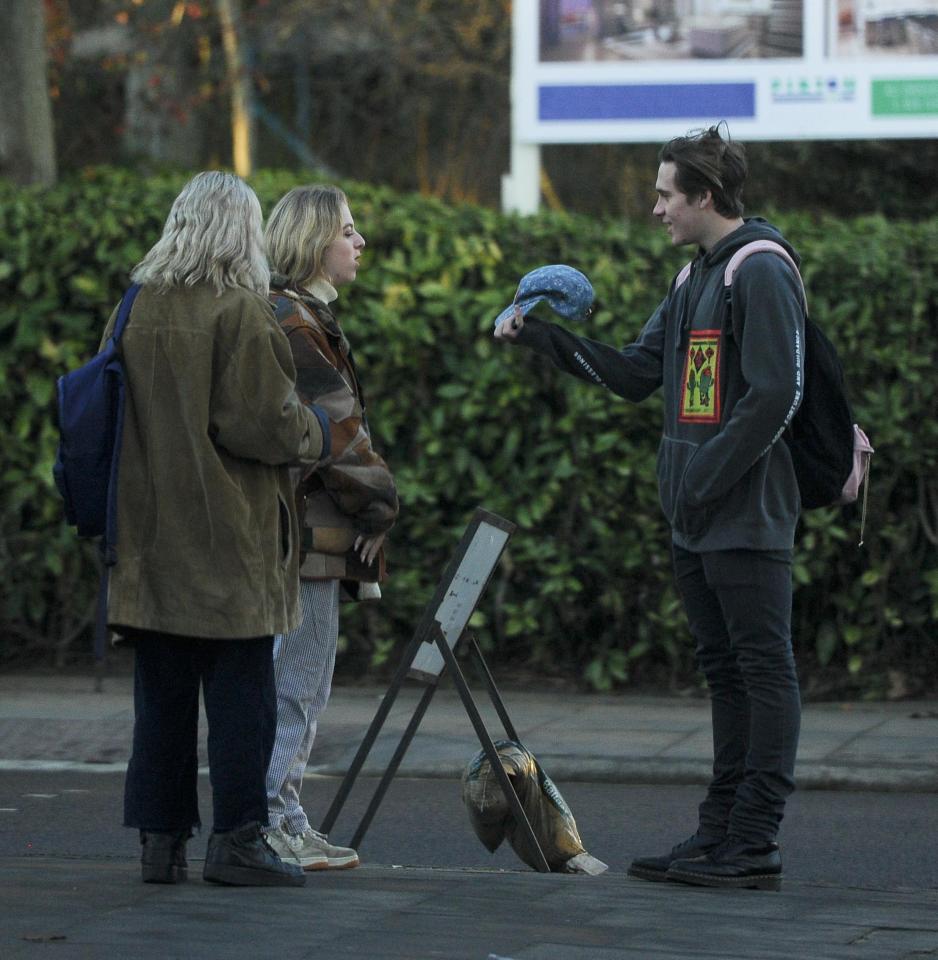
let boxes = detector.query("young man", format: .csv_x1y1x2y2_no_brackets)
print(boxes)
495,125,804,891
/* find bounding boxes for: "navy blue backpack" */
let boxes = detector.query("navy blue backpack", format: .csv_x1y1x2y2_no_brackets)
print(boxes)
53,284,141,565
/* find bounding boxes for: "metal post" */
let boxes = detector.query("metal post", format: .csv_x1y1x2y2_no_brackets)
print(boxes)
347,681,438,849
433,624,550,873
468,635,520,743
319,632,431,836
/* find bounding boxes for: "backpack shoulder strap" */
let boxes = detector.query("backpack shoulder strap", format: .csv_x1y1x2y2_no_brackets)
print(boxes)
674,261,692,290
724,240,807,309
674,240,804,298
112,283,142,343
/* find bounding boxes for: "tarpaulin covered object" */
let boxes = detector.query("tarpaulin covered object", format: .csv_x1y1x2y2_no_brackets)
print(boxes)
462,739,607,875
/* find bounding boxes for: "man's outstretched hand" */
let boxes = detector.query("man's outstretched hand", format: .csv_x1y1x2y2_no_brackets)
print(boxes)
493,304,525,342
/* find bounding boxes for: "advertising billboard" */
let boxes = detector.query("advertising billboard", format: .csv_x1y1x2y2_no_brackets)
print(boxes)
518,0,938,142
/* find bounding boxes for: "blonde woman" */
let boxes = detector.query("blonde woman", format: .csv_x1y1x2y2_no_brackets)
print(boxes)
263,185,398,870
110,172,327,887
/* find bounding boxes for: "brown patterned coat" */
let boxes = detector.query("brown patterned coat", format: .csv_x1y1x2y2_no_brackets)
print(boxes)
269,279,398,584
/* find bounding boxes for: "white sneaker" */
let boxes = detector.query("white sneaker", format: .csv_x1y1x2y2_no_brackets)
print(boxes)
287,827,359,870
262,825,304,867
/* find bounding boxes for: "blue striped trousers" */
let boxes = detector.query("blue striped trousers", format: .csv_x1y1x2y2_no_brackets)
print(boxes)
265,579,339,834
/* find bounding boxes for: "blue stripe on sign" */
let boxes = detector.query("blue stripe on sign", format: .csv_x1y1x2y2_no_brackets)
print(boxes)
539,83,756,121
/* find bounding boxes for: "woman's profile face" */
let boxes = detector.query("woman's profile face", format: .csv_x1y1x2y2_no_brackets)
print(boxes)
322,202,365,287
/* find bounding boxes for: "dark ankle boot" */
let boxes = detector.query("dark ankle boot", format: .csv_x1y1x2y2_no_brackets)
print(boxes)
666,836,783,891
627,832,724,883
140,828,191,884
203,821,305,887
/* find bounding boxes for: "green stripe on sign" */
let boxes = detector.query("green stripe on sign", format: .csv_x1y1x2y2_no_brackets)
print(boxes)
872,78,938,116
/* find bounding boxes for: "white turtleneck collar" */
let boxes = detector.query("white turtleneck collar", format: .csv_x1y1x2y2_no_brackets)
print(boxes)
306,277,338,304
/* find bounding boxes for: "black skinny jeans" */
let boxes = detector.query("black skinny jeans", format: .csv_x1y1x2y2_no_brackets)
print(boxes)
122,629,276,834
672,546,802,843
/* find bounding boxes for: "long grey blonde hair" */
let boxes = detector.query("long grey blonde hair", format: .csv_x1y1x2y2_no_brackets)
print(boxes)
264,185,347,289
131,171,270,295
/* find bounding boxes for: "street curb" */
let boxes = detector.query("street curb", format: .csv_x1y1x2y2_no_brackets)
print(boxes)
305,757,938,792
3,757,937,792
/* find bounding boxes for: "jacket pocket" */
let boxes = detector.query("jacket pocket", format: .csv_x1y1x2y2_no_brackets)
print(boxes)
302,488,357,555
671,487,711,540
277,494,292,567
311,526,357,555
658,436,709,539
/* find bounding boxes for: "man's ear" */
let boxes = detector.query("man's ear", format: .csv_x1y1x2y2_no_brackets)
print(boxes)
698,190,713,209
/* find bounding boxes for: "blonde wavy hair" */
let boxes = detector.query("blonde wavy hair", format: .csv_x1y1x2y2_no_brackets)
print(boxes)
131,171,270,295
264,185,347,289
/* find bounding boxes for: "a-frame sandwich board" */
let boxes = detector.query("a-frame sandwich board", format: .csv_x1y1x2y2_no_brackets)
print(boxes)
318,507,550,872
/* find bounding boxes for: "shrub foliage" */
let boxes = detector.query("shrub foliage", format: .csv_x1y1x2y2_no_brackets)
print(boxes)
1,169,936,695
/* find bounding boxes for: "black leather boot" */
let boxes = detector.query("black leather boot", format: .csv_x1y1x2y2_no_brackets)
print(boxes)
140,828,191,884
627,832,724,883
203,821,305,887
666,836,783,890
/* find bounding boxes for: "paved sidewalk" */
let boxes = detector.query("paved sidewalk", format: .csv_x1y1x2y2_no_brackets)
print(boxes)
1,672,937,791
3,856,937,960
2,671,938,959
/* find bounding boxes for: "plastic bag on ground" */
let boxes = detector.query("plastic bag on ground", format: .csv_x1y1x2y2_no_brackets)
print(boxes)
461,739,607,875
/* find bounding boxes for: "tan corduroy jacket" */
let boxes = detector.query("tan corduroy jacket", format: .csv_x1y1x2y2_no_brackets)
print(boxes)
104,282,324,639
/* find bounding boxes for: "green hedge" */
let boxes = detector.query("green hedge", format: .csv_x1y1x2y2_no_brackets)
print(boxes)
1,168,936,696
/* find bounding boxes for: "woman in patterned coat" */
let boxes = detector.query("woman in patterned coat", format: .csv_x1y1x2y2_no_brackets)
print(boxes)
262,185,399,870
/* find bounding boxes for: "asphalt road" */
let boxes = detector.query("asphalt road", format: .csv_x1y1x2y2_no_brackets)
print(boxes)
2,770,937,890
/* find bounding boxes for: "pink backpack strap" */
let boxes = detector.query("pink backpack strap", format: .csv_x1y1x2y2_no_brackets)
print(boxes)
724,240,808,310
676,241,806,303
842,424,874,546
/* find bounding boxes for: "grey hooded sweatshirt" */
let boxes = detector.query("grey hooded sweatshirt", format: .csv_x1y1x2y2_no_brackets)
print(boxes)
516,218,805,552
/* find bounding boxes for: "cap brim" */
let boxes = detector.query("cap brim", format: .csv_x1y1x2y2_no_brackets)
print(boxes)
493,295,544,329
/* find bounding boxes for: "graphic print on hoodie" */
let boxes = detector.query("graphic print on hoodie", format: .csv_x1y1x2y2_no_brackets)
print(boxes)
681,330,721,423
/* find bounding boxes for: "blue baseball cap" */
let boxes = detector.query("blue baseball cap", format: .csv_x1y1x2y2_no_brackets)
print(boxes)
494,264,594,329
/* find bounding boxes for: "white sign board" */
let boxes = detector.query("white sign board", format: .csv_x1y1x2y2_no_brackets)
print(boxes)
516,0,938,143
408,517,512,681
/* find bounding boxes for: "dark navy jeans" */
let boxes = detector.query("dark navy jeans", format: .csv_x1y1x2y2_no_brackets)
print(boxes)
672,546,801,843
122,629,276,834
